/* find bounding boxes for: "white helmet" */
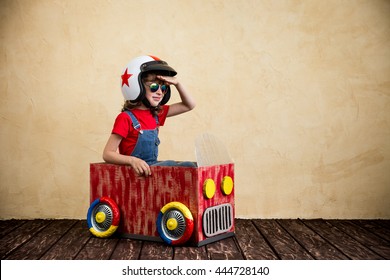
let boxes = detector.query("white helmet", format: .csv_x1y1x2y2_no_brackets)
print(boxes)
120,55,177,105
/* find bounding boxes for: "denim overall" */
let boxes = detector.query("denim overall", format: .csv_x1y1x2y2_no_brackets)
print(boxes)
125,111,160,165
125,111,197,168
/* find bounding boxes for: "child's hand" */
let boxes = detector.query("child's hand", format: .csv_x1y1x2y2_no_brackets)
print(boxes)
129,157,151,176
157,75,178,86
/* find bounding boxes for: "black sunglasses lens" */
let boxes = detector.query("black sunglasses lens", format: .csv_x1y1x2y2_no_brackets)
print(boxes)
149,83,159,92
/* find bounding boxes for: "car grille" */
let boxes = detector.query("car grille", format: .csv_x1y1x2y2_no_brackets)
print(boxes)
203,203,233,237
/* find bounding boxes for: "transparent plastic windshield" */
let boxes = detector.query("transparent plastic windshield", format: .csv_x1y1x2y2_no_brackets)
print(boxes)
195,133,232,167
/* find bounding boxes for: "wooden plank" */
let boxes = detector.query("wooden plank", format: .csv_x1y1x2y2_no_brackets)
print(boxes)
173,245,208,260
0,219,49,259
329,220,390,259
375,220,390,229
139,241,173,260
41,220,92,260
234,219,278,260
303,220,383,260
352,220,390,242
206,237,243,260
0,220,27,239
110,239,143,260
2,219,388,260
75,237,119,260
253,219,313,260
279,219,348,260
5,220,77,260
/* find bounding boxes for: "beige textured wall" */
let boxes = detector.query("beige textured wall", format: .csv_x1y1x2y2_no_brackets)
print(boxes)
1,0,389,219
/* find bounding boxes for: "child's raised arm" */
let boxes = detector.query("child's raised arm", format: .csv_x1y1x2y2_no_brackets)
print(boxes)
157,75,196,117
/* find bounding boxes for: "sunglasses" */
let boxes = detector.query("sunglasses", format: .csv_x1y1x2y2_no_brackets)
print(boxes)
147,82,168,93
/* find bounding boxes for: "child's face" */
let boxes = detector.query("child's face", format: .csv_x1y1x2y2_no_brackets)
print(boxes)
143,74,168,107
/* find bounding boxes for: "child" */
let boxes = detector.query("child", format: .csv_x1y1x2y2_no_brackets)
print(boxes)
103,55,196,176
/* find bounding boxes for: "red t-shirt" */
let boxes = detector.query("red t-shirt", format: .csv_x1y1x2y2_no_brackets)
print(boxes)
111,105,170,156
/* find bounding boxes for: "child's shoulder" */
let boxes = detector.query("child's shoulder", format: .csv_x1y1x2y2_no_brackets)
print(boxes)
120,109,153,122
117,111,131,118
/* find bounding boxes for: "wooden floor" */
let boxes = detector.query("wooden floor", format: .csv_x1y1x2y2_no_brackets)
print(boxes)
1,219,389,260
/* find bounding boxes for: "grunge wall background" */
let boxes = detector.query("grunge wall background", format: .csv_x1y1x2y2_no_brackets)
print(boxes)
1,0,389,219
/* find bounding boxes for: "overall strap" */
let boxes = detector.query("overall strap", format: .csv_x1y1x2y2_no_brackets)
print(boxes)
124,110,159,133
154,115,159,126
125,111,142,133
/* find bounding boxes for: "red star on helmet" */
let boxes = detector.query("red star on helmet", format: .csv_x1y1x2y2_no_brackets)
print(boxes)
121,68,132,87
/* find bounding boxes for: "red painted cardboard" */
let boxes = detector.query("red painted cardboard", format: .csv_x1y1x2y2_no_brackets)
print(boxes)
90,162,235,246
